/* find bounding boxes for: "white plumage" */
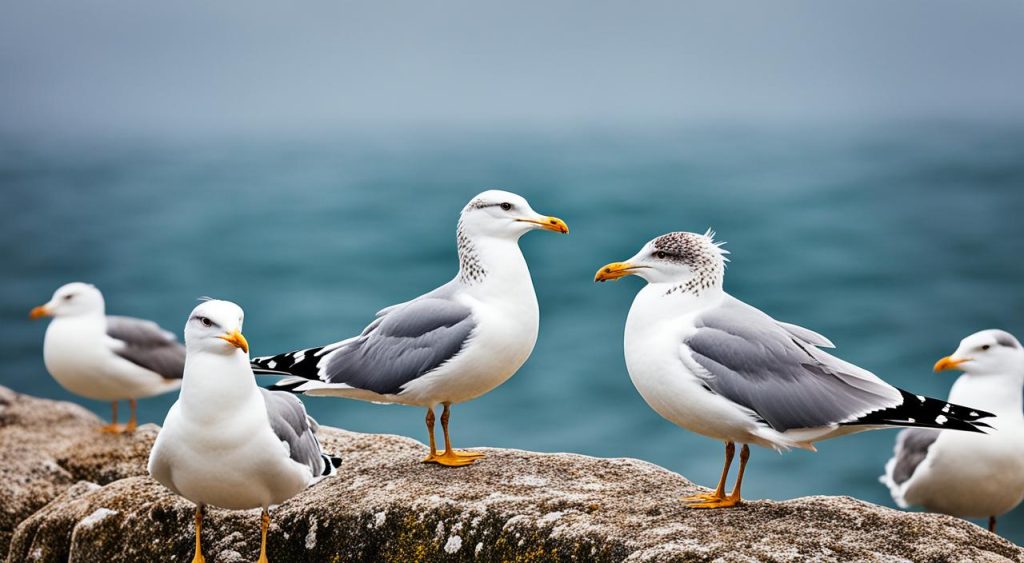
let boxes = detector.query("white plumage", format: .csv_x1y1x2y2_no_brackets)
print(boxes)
148,299,338,562
597,231,992,508
881,329,1024,533
31,282,184,432
253,190,568,466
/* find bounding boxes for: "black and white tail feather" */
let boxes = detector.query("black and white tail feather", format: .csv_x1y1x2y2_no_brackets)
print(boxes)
319,452,342,477
253,344,334,392
843,388,992,433
305,414,342,477
252,345,327,376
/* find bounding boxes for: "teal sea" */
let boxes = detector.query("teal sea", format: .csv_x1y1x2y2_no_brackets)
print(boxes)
2,122,1023,542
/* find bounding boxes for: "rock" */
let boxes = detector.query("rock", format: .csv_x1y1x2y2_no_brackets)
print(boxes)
1,385,1021,562
0,385,154,558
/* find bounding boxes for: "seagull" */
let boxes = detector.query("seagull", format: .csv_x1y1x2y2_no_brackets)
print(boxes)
252,190,568,467
595,230,993,508
148,299,340,563
29,282,184,433
880,329,1024,533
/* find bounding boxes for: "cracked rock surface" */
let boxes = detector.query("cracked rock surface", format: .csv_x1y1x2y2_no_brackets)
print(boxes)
1,385,1022,562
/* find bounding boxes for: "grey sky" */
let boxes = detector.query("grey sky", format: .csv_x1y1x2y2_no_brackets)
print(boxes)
2,1,1023,138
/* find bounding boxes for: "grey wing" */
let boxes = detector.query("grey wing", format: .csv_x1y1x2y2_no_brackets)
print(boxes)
320,296,475,395
776,321,835,348
107,315,186,380
887,428,940,486
260,388,326,477
685,296,900,432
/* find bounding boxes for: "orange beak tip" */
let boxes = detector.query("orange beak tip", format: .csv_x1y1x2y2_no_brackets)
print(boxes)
219,331,249,354
595,262,634,282
933,356,966,373
29,306,49,320
545,217,569,234
521,216,569,234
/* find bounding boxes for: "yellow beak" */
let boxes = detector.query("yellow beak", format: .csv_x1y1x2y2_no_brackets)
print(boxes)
218,330,249,354
517,216,569,234
934,356,968,372
595,261,642,282
29,305,51,319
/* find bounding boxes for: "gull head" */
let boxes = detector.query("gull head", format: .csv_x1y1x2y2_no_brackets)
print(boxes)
30,282,105,319
458,190,568,241
934,329,1024,376
185,299,249,356
595,230,729,290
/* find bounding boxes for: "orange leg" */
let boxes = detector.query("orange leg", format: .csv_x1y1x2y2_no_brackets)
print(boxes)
682,441,734,503
100,401,126,433
422,404,484,467
257,509,270,563
687,444,749,509
421,408,439,461
191,505,206,563
125,399,138,432
440,403,484,461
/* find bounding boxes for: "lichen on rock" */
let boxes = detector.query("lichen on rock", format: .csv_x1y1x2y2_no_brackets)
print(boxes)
1,385,1021,562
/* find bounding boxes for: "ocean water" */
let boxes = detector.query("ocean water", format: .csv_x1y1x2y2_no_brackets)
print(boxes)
2,122,1023,543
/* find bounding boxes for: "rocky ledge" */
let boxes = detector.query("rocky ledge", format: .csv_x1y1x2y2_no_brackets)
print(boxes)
0,386,1020,563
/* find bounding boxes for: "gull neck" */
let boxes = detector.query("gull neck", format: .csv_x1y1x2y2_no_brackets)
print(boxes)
456,230,530,288
179,350,261,421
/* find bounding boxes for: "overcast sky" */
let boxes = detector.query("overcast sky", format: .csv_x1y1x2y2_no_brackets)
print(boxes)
2,1,1023,139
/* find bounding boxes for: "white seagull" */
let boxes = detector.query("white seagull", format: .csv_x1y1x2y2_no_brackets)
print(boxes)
30,282,184,432
148,299,340,563
252,190,568,467
881,329,1024,533
595,231,993,508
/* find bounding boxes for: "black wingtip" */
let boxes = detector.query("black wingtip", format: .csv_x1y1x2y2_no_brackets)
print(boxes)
961,419,993,435
251,346,326,381
845,388,997,433
320,454,342,475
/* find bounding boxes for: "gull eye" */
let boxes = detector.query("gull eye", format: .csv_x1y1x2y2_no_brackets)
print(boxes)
500,202,512,211
655,251,667,259
63,294,74,301
200,317,213,328
981,344,991,351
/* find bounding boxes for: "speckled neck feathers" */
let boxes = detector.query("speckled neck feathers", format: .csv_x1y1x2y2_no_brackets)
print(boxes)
656,231,727,296
456,217,487,284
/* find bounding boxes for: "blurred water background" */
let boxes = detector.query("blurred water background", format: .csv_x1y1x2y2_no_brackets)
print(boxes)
2,121,1022,540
